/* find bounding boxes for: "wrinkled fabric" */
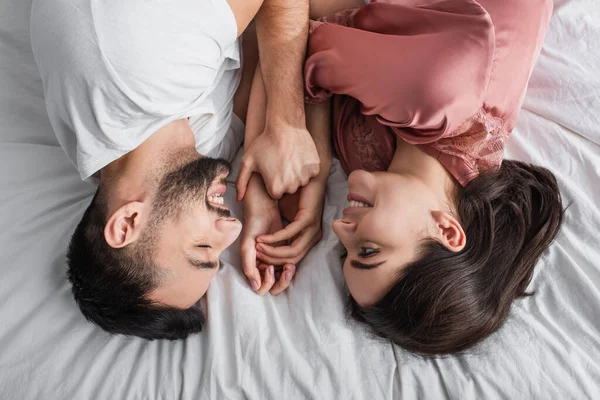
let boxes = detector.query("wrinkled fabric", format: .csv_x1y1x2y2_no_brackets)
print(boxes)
4,0,600,397
305,0,553,185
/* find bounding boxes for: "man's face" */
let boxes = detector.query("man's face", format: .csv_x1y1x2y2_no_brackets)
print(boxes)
146,157,242,308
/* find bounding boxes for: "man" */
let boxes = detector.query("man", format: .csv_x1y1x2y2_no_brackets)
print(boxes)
30,0,319,339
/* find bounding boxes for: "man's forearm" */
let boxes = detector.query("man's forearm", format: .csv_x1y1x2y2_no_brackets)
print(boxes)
254,0,309,126
249,63,331,177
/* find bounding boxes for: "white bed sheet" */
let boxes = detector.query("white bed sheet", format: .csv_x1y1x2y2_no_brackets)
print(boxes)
1,0,599,399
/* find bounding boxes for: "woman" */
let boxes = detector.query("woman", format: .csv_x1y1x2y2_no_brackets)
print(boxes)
243,0,564,355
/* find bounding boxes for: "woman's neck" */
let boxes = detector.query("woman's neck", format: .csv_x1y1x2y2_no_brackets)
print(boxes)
388,138,457,204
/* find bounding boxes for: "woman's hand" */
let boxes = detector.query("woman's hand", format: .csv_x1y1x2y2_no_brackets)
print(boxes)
255,174,328,266
240,173,297,295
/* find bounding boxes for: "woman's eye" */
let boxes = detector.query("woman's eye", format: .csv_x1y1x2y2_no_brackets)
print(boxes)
197,245,211,249
359,247,379,258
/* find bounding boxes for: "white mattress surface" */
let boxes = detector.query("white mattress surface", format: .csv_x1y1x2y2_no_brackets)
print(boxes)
1,0,599,399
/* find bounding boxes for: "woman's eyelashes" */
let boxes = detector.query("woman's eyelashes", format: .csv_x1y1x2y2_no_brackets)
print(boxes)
359,247,379,258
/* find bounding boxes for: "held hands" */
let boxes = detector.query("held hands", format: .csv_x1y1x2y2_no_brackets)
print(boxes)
255,175,327,267
240,174,297,296
236,119,321,201
236,88,331,295
240,172,328,296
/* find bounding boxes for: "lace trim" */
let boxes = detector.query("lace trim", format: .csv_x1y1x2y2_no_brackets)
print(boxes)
345,108,509,178
349,113,387,171
310,8,358,33
430,108,510,176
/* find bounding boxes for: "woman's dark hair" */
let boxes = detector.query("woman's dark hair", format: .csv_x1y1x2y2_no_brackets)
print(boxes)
349,160,564,355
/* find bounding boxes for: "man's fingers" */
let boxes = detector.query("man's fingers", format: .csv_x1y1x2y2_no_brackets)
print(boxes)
236,158,254,201
299,175,310,188
257,219,309,244
257,263,276,296
266,182,284,200
270,264,296,295
241,241,261,292
307,162,320,179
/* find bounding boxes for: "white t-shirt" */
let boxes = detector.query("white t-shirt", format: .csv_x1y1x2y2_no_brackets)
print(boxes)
31,0,242,180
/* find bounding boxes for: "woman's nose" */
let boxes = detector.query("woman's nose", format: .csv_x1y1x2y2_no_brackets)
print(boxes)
339,219,356,231
348,169,376,191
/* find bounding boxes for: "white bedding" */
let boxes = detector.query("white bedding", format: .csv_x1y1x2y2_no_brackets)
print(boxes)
1,0,599,399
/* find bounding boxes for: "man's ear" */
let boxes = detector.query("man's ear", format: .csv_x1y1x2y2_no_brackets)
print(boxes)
431,210,466,252
104,202,148,249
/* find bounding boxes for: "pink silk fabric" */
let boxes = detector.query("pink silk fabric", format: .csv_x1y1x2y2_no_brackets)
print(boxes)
304,0,553,185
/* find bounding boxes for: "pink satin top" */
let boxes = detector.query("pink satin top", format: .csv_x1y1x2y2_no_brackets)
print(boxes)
304,0,553,185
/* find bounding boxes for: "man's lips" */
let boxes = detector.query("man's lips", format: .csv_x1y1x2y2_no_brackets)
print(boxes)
208,183,227,198
207,172,229,209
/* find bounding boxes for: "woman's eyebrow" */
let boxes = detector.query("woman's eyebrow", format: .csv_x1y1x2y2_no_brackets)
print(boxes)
350,259,386,270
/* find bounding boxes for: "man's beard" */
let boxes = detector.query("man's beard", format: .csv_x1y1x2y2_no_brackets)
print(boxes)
150,156,232,223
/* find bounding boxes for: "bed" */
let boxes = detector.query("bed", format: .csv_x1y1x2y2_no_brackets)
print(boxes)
1,0,599,398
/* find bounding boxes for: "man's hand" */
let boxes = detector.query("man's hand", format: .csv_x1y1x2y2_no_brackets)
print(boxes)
255,174,327,266
235,0,314,201
236,120,320,201
241,173,297,295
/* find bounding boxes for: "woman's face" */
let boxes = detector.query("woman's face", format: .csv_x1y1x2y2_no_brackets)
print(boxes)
332,170,440,306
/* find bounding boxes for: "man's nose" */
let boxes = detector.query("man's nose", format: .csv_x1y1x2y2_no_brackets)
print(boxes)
216,218,242,244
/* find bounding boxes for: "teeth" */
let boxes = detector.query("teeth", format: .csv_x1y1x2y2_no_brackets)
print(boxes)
349,200,371,208
208,195,224,205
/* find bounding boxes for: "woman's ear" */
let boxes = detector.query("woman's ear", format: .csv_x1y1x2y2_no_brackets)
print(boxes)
431,210,466,252
104,202,147,249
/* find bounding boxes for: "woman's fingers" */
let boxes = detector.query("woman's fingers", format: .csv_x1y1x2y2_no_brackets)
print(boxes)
257,217,311,244
258,225,321,259
256,235,309,259
269,264,296,295
256,263,276,296
257,247,307,267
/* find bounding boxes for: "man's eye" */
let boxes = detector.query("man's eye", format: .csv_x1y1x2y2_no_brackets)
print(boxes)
359,247,379,258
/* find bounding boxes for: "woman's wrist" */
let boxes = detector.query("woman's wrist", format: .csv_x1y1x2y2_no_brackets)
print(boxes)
244,174,276,207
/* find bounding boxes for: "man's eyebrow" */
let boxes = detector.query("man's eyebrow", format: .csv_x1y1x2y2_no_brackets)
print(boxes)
350,259,386,270
187,257,221,270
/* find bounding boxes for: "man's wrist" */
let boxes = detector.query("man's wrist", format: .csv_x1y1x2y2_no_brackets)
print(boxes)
266,100,306,128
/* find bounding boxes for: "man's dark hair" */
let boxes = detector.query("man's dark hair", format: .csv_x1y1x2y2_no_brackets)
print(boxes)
67,187,204,340
349,160,564,355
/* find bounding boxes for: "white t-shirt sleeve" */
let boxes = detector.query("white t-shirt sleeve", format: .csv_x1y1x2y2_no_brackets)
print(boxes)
31,0,239,180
